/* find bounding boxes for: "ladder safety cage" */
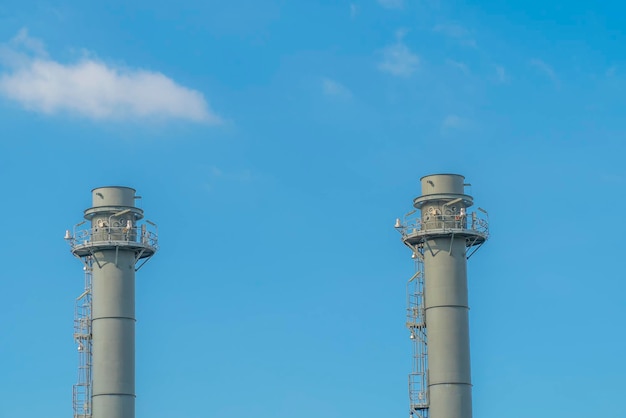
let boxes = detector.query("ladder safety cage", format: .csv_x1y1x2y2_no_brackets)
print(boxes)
406,254,429,418
72,257,93,418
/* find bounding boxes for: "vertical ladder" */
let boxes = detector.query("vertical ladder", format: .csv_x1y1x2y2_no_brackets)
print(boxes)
406,254,429,418
73,257,93,418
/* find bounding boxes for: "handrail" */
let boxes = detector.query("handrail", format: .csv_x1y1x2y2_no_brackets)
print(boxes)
67,223,159,250
397,211,489,240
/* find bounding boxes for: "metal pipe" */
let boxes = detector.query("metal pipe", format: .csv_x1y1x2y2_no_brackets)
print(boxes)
90,188,138,418
423,236,472,417
91,248,136,418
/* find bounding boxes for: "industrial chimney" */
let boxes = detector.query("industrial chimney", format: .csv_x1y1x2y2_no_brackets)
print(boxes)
395,174,488,418
66,187,158,418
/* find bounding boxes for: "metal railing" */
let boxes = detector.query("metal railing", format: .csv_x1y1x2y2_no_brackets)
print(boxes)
397,210,489,240
67,223,158,250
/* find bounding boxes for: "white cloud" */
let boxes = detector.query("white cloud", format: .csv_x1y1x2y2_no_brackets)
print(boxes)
377,0,404,9
530,58,559,86
11,28,47,57
446,59,469,74
461,39,477,48
209,165,252,182
433,23,468,38
600,172,624,184
395,27,410,40
322,78,352,99
442,114,469,130
433,23,476,48
495,65,508,83
350,3,359,18
378,42,419,77
606,65,617,77
204,165,253,191
0,29,220,123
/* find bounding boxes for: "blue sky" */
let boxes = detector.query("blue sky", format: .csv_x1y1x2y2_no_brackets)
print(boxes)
0,1,625,417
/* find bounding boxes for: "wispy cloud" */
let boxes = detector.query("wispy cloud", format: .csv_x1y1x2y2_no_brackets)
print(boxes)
378,34,419,77
446,59,469,74
350,3,359,18
10,28,47,57
377,0,404,9
495,65,508,83
600,172,624,184
442,114,470,131
606,66,617,77
433,23,476,47
0,29,221,123
322,78,352,99
434,23,468,38
204,165,254,192
530,58,559,86
209,165,252,182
